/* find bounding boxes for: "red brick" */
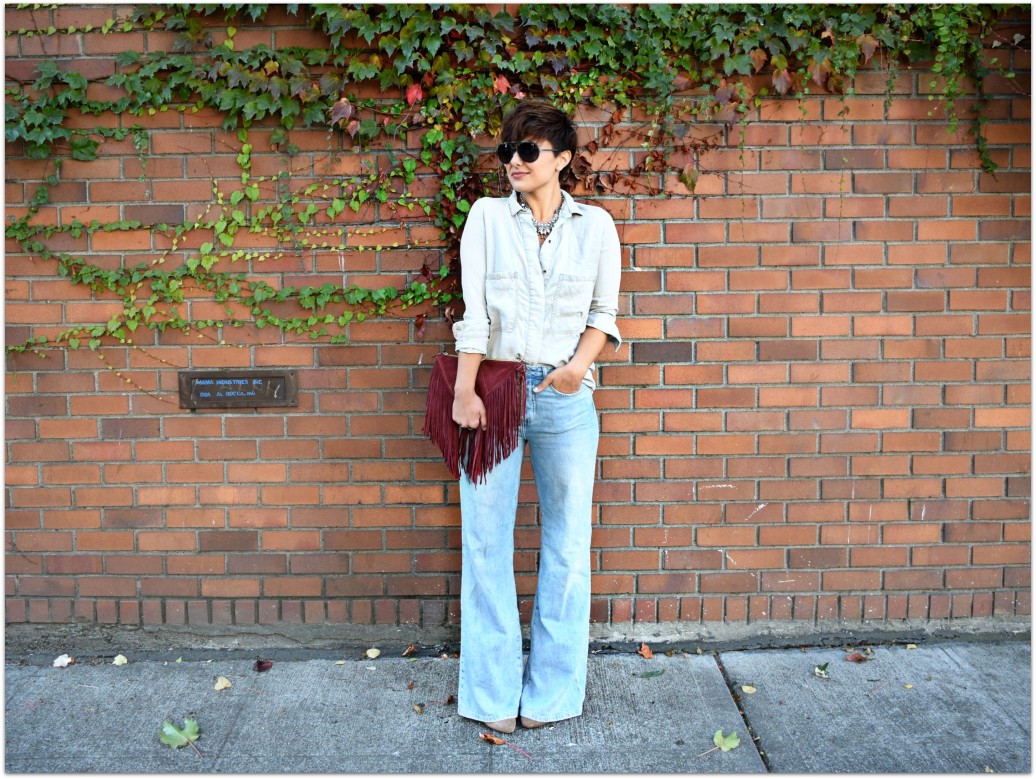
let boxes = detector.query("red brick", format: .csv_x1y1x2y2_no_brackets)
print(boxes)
699,573,758,594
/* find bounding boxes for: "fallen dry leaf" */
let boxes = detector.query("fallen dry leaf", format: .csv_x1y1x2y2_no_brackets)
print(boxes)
906,644,918,650
740,685,757,694
214,676,232,691
714,729,741,752
112,654,128,666
407,681,416,690
365,648,381,660
159,717,201,754
53,654,74,668
638,643,654,660
445,694,456,705
479,732,533,759
402,644,417,657
845,652,870,663
413,703,425,715
698,729,741,756
253,658,273,673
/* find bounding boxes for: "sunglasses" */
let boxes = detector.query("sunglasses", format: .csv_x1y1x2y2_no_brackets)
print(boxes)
496,141,564,165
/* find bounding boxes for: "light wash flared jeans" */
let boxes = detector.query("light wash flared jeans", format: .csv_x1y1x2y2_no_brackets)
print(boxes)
458,366,599,724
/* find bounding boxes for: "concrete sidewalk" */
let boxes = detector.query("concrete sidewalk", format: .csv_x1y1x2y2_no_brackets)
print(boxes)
4,637,1030,773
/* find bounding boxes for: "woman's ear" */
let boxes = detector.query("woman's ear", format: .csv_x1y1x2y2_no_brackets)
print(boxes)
556,149,573,173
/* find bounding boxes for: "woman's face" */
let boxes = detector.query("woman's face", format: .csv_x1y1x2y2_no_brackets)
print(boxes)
502,136,571,194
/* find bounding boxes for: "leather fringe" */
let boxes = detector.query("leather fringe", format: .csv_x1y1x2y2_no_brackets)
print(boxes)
423,354,526,483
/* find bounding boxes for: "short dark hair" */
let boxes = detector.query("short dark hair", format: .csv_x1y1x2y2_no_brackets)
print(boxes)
500,100,578,181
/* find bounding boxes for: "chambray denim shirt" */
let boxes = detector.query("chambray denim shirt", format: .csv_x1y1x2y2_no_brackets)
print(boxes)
452,190,622,390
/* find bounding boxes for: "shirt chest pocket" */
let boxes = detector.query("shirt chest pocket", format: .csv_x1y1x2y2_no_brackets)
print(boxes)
486,272,519,332
549,273,596,335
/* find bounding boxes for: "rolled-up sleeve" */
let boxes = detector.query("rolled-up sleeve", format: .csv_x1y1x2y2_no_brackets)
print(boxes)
585,211,623,350
452,199,490,354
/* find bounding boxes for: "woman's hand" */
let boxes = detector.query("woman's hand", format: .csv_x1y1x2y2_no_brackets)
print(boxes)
453,389,487,430
453,352,487,430
534,363,583,395
534,327,609,395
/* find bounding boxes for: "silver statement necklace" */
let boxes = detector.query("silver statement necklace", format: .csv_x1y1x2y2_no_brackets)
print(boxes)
517,193,562,237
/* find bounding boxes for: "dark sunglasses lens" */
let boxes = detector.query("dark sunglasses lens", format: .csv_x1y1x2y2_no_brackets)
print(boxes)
497,142,542,164
496,143,514,164
517,142,541,162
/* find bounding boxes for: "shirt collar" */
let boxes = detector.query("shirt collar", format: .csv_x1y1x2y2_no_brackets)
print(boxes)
508,189,586,219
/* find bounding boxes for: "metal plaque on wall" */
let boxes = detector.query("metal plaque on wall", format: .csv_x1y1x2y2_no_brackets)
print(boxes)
178,369,298,410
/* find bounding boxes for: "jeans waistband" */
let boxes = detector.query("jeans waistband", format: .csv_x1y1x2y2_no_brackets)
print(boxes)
523,363,552,379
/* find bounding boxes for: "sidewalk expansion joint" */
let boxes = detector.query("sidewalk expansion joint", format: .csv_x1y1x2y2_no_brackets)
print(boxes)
712,650,774,773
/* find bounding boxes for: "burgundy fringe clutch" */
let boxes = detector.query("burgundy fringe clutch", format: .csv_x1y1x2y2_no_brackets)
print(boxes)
423,353,527,483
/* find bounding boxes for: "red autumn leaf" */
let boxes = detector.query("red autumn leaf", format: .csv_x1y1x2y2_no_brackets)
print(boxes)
253,658,273,672
402,643,417,657
714,103,738,124
638,642,654,659
405,82,423,106
856,34,878,64
772,68,792,95
330,97,354,127
346,119,360,138
672,74,691,91
845,652,870,663
493,74,510,94
749,48,768,73
480,733,506,746
809,57,832,88
714,81,734,105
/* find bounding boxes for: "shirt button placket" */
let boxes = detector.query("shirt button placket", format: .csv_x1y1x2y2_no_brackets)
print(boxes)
522,215,545,364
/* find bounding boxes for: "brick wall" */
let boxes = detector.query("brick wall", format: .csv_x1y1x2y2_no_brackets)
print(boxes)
5,7,1031,633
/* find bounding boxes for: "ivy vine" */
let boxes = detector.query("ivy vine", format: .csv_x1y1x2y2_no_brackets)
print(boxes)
5,3,1026,356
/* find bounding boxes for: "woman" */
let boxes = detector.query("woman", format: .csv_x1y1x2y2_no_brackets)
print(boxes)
451,100,622,733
